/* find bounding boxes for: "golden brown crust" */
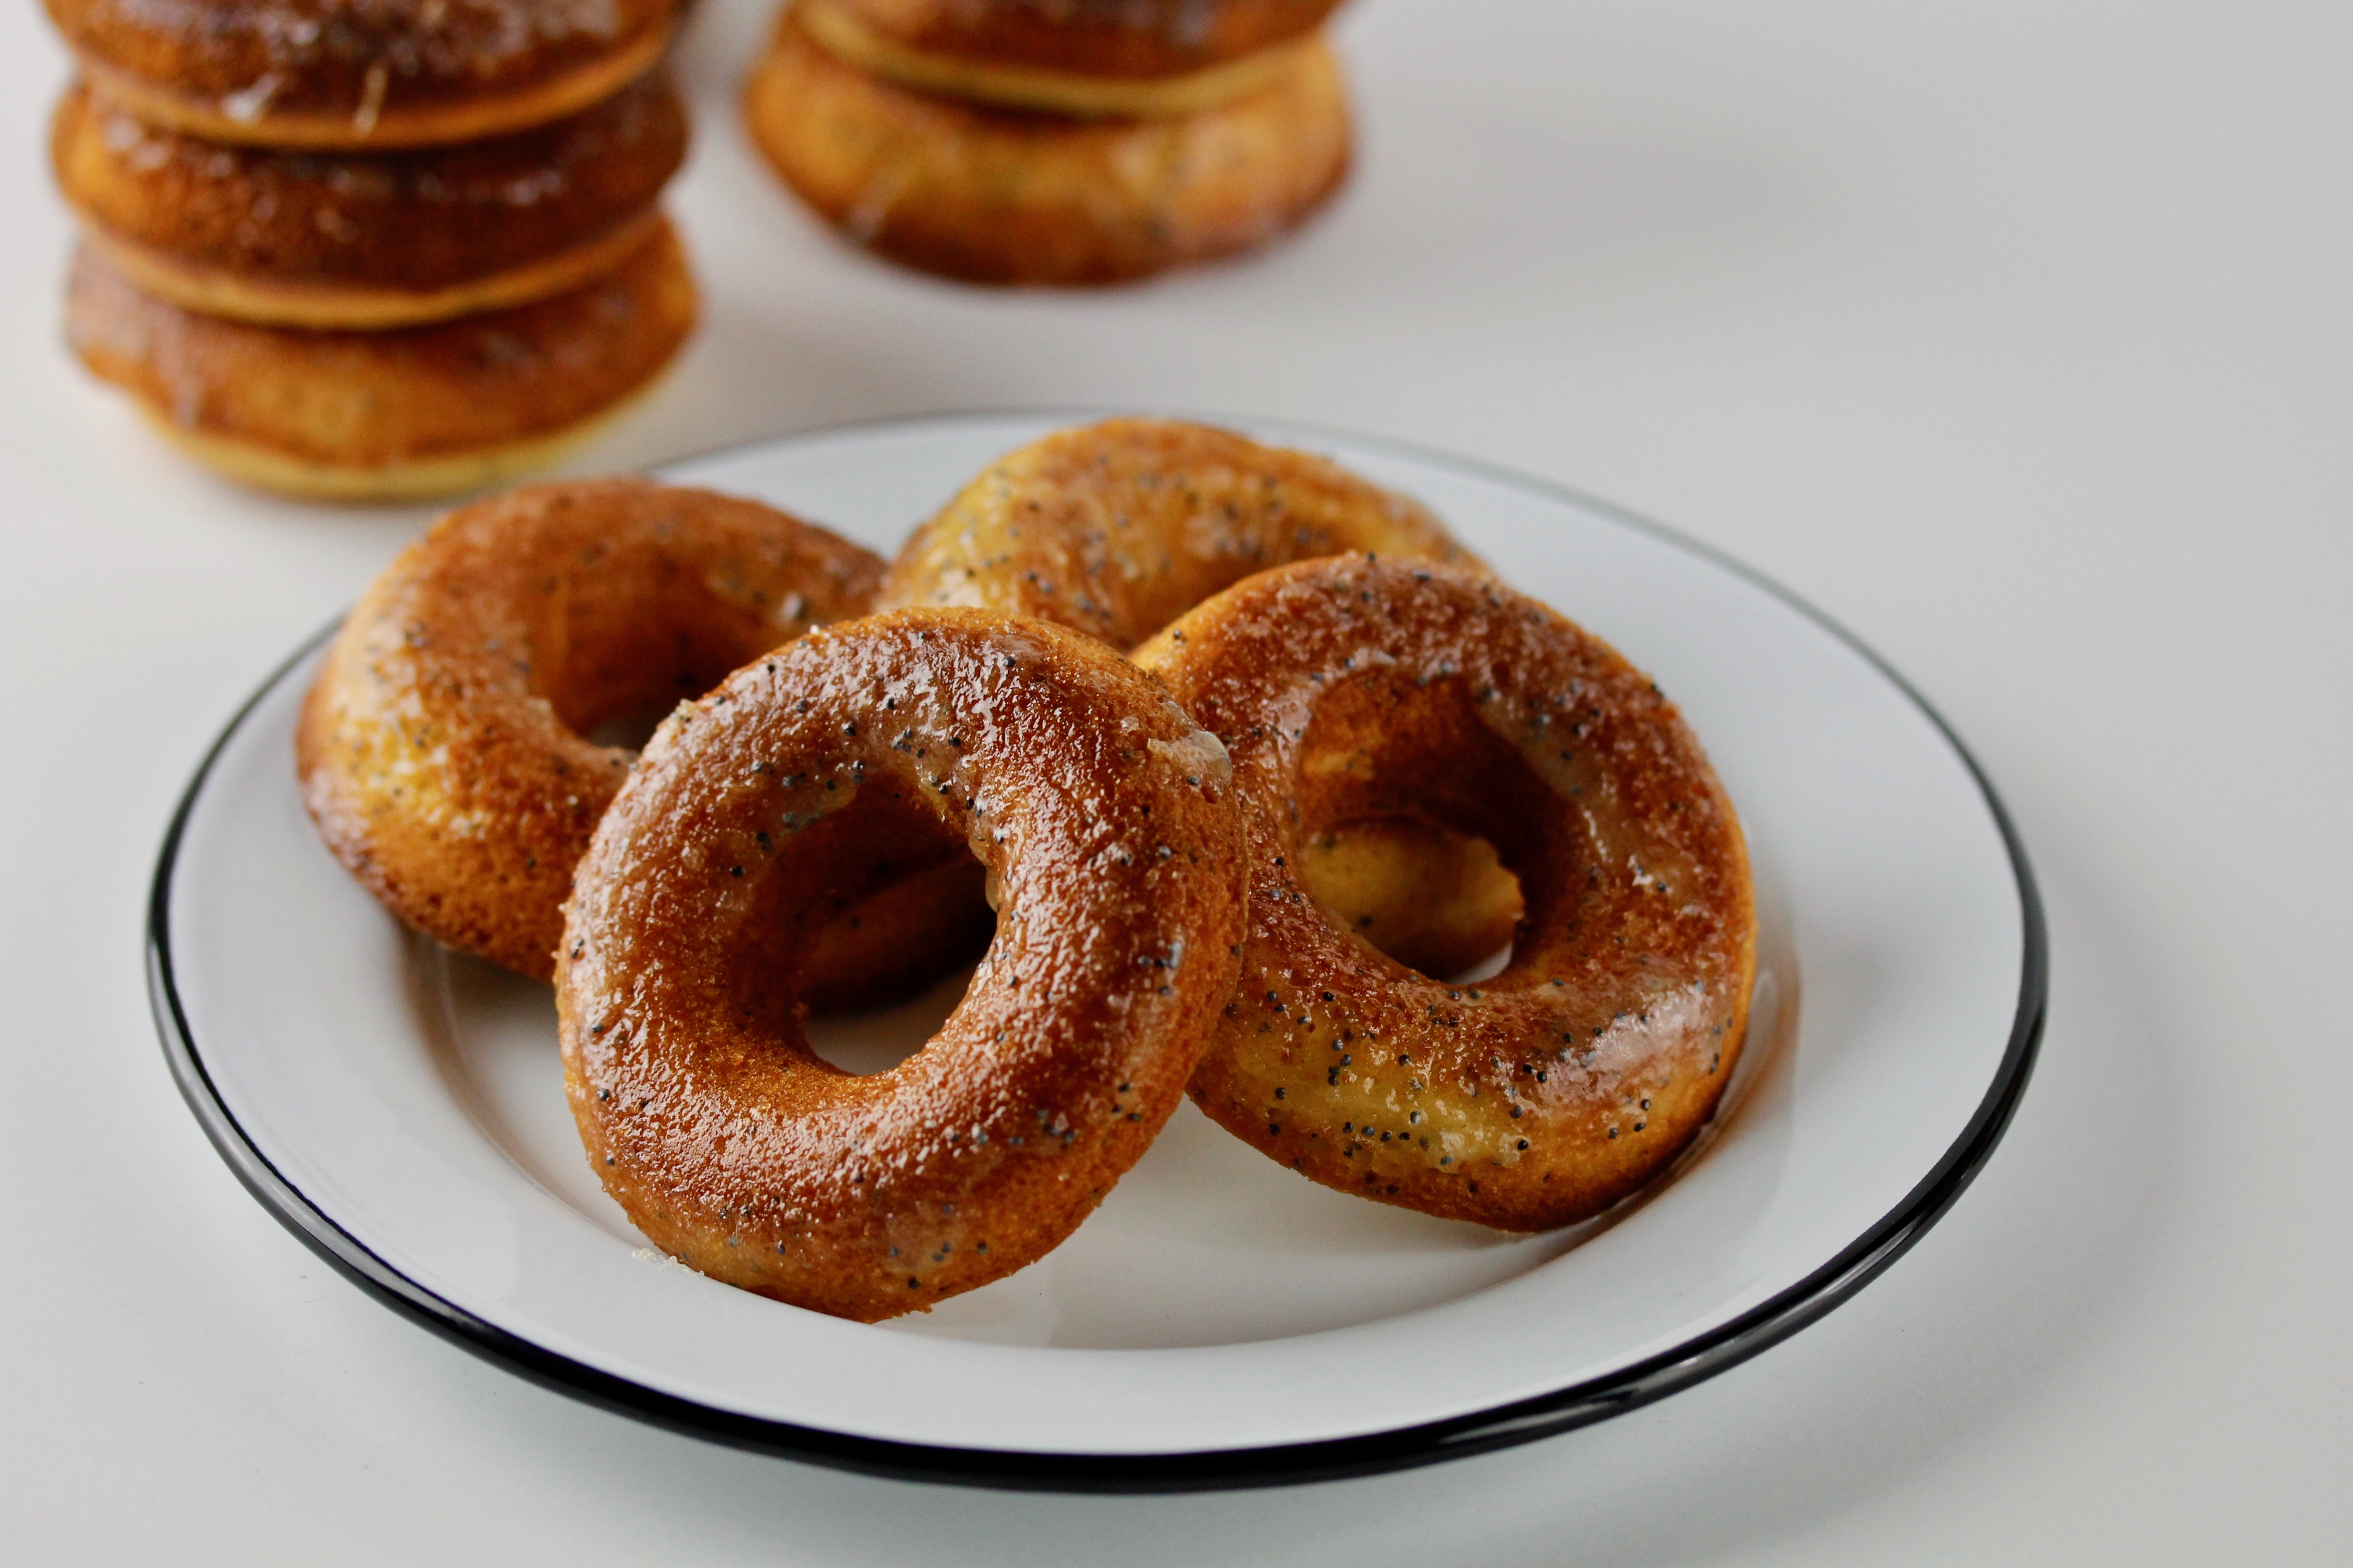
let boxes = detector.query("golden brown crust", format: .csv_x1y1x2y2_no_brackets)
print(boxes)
296,480,888,980
65,219,697,494
880,419,1476,647
744,15,1350,285
54,74,687,327
557,609,1247,1320
818,0,1344,79
1135,557,1757,1231
48,0,676,149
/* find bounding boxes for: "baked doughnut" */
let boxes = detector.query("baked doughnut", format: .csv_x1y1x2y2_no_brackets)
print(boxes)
53,72,687,329
879,418,1479,649
557,609,1246,1320
46,0,678,149
1135,556,1756,1230
803,0,1345,83
743,11,1351,285
66,217,696,499
297,479,889,982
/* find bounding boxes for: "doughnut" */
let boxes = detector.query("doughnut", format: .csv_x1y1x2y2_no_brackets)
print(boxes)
53,72,687,329
65,217,696,499
1134,556,1756,1230
296,479,890,982
557,609,1247,1320
743,12,1350,285
803,0,1346,83
879,419,1479,649
45,0,678,150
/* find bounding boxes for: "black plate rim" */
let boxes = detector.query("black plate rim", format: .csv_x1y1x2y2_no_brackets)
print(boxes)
145,410,2047,1494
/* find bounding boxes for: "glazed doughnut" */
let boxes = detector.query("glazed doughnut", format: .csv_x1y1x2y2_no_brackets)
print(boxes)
557,609,1246,1320
46,0,678,150
66,218,696,499
744,12,1350,285
804,0,1346,82
297,479,887,981
879,419,1479,649
1135,556,1756,1230
53,72,687,329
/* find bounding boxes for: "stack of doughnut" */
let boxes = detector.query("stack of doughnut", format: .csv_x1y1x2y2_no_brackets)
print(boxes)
745,0,1355,284
46,0,697,499
298,418,1755,1321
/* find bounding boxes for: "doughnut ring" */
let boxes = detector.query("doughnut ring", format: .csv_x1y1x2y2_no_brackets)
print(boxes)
46,0,678,149
297,479,887,981
1135,556,1756,1229
557,609,1246,1320
65,219,696,500
53,72,687,330
744,11,1350,285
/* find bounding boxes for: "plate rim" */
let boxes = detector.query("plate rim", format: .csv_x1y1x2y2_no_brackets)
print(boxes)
144,410,2047,1493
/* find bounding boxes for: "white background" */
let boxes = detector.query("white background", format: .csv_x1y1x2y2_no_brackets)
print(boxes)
1,0,2344,1561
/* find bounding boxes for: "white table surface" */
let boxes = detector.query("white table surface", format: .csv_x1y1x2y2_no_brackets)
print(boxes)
2,1,2344,1561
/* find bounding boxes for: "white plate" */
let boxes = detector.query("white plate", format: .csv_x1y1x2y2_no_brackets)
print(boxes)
148,414,2042,1489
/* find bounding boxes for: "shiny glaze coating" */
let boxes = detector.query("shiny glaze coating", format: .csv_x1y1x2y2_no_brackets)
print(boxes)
813,0,1344,79
297,480,886,979
880,419,1476,648
53,73,686,328
558,610,1246,1320
46,0,677,149
66,218,695,499
1135,557,1755,1230
745,15,1349,286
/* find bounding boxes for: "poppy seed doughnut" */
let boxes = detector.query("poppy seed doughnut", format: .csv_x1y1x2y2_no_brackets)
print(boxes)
296,480,886,979
1135,556,1756,1230
65,219,697,500
744,14,1350,286
557,609,1246,1320
53,72,688,329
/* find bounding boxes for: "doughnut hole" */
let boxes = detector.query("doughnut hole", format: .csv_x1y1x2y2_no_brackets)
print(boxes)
748,785,995,1022
1289,670,1593,993
1296,818,1522,980
534,573,830,747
